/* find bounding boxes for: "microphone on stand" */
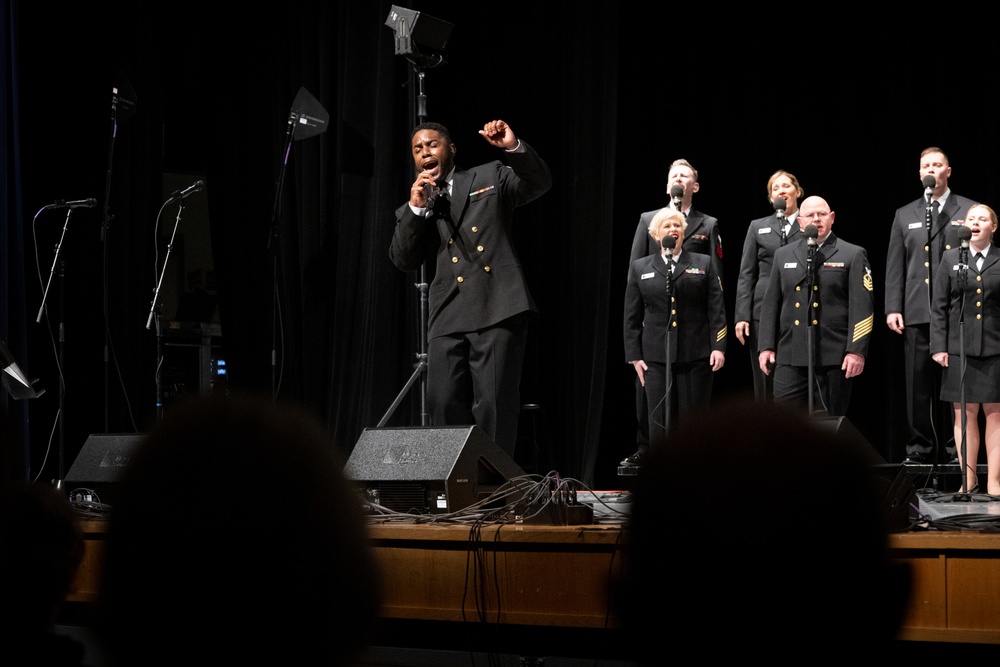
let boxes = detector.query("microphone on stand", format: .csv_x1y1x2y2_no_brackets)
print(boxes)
670,184,684,213
957,225,972,285
166,180,205,204
661,233,677,293
804,223,818,283
773,196,787,220
922,174,936,197
804,223,818,246
46,198,97,210
774,197,788,245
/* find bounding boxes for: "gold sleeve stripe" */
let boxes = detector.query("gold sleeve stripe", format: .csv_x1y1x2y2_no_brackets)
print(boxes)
852,315,873,342
716,326,727,342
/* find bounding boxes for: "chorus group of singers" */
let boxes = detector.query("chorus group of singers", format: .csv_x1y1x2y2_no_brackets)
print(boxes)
622,148,1000,495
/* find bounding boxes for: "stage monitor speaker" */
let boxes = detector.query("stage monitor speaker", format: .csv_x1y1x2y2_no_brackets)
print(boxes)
344,426,525,515
64,433,146,508
813,416,916,532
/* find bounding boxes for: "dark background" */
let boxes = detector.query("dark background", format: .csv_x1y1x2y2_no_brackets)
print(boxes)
5,3,996,490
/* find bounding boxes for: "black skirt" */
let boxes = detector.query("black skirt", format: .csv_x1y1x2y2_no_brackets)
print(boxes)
940,354,1000,403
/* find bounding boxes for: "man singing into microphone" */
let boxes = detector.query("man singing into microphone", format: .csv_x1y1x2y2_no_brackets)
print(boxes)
389,120,552,456
757,196,874,417
885,147,975,465
621,158,722,468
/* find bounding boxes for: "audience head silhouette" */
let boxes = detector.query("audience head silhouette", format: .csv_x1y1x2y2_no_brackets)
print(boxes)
97,392,381,666
615,397,911,662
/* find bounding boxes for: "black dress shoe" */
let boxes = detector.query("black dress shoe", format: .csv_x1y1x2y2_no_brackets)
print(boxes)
620,451,645,467
903,453,929,464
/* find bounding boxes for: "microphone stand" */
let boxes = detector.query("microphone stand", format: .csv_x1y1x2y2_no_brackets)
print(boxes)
146,204,186,423
924,190,944,461
925,191,935,312
661,249,676,445
956,244,971,494
806,240,817,415
146,204,186,331
36,209,74,487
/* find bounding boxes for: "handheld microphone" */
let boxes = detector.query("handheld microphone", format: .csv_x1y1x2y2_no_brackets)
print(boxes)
661,234,677,251
46,198,97,210
773,196,787,220
423,183,439,210
166,180,205,203
670,184,684,210
804,223,819,247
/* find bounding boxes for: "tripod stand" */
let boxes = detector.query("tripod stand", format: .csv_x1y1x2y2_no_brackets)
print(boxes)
378,12,451,427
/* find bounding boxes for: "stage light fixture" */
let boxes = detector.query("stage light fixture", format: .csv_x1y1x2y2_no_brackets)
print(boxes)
385,5,453,67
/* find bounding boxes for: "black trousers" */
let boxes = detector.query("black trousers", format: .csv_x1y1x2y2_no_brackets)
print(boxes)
903,323,953,458
747,321,774,403
773,364,851,417
644,359,714,449
427,313,528,456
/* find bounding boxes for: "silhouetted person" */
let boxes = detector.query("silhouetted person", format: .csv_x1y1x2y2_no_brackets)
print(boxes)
0,482,86,666
96,392,381,666
614,397,911,663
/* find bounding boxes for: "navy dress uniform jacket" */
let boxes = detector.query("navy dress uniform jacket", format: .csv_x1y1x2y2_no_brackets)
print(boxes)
930,247,1000,358
758,234,874,367
735,213,803,324
630,207,723,279
885,194,975,324
389,141,552,339
624,250,727,365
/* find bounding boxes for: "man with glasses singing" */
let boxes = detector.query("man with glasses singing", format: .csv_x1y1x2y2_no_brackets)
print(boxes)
756,196,874,416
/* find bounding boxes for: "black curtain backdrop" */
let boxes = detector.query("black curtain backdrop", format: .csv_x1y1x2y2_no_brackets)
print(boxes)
8,3,999,489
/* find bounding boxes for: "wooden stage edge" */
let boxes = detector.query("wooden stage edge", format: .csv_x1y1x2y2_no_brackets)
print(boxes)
68,518,1000,647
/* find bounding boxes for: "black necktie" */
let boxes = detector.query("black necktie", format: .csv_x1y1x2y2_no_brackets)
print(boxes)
779,221,787,246
931,199,940,221
975,252,984,271
434,189,451,218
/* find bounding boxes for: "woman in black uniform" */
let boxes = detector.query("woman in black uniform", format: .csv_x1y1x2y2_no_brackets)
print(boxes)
624,207,727,451
931,203,1000,494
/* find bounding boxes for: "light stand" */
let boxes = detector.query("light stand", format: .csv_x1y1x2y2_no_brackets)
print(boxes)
266,86,329,400
378,6,453,428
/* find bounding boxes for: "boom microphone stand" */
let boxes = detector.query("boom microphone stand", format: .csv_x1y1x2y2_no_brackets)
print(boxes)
146,182,205,421
36,201,94,487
